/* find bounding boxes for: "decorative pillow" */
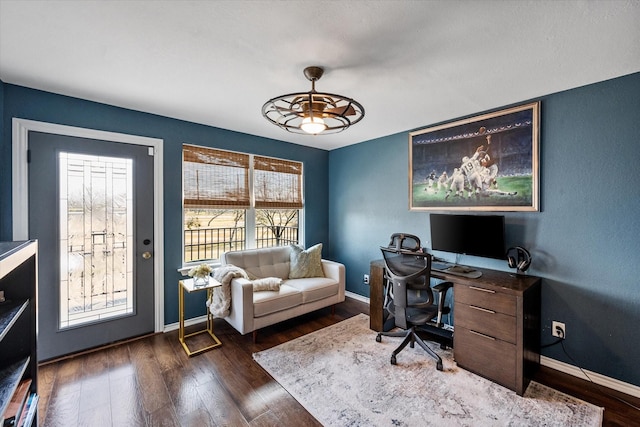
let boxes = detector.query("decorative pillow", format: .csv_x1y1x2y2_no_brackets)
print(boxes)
252,277,282,292
289,243,325,279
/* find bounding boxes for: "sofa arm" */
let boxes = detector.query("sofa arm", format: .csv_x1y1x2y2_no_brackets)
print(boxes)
322,259,346,300
224,277,255,335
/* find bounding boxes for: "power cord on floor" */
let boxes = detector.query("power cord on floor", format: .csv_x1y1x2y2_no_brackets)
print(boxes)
542,337,640,412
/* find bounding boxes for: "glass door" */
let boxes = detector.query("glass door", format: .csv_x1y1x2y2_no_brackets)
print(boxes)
28,131,155,360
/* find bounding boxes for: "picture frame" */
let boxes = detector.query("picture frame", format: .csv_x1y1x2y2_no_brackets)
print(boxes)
409,101,540,211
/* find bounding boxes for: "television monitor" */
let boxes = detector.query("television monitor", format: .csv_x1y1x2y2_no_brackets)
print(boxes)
429,213,506,259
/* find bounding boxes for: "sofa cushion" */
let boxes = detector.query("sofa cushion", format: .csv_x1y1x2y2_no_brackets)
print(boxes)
289,243,324,279
223,246,290,279
285,277,339,304
252,277,282,292
253,284,302,317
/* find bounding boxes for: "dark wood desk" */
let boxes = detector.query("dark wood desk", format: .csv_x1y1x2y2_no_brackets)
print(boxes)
369,259,541,396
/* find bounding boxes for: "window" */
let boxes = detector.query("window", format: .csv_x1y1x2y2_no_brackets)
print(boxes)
183,144,302,263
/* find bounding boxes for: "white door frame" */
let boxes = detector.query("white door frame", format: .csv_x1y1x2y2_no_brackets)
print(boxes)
12,118,165,332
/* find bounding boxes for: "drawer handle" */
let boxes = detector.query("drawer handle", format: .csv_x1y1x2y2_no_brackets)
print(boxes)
469,330,496,340
469,286,495,294
470,305,495,314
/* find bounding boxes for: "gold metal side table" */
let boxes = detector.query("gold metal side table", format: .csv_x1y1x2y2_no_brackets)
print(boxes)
178,277,223,356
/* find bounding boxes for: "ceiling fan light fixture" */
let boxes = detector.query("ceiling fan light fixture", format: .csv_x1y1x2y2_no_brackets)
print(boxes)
262,66,365,136
300,116,327,134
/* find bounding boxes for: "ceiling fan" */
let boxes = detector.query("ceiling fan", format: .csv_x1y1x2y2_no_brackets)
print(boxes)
262,66,365,135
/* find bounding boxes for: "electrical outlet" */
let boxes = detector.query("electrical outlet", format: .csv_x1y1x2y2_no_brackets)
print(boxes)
552,321,566,339
363,274,370,285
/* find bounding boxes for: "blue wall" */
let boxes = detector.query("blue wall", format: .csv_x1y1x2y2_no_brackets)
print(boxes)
0,84,330,324
328,72,640,387
2,73,639,387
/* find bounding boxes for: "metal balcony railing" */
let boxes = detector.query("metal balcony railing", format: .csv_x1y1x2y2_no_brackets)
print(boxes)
255,225,299,248
184,227,246,262
184,225,298,262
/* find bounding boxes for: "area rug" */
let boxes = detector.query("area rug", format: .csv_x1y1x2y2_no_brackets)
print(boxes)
253,314,603,426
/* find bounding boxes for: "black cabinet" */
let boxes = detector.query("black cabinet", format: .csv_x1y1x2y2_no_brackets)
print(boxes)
0,241,38,427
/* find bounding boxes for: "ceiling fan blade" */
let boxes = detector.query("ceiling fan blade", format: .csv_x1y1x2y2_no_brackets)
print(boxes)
324,105,356,116
274,105,304,116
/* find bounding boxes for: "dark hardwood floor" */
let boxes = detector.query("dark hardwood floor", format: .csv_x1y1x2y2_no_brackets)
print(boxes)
37,298,640,426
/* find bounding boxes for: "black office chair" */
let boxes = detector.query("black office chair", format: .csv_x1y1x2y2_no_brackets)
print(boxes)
376,245,453,371
381,233,451,331
381,233,425,331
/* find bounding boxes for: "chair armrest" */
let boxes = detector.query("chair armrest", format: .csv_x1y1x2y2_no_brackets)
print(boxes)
433,281,453,327
433,281,453,295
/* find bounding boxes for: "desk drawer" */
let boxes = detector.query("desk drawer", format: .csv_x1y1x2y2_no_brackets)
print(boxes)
455,303,516,343
454,326,516,391
455,284,516,315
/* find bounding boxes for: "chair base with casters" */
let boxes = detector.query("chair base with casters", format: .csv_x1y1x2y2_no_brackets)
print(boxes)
381,280,454,349
377,241,453,371
376,305,447,370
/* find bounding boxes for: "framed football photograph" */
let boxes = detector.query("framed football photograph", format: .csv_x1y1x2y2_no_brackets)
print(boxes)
409,101,540,211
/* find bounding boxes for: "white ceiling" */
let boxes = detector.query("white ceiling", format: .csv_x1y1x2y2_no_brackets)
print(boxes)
1,1,639,151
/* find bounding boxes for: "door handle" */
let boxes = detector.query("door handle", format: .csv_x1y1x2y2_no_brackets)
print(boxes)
142,251,152,259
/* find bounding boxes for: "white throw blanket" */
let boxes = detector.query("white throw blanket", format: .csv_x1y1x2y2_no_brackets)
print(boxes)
207,264,249,318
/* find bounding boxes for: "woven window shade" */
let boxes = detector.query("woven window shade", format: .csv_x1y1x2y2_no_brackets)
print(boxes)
183,144,250,208
254,156,303,209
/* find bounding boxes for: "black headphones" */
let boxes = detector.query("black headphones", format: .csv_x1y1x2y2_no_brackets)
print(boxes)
506,246,532,273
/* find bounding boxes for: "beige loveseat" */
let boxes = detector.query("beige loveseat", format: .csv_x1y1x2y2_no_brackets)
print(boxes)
219,245,345,341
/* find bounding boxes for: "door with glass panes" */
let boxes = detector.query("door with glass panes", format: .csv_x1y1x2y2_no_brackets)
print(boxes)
28,131,155,360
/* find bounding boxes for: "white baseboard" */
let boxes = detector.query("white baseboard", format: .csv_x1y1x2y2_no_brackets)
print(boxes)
346,290,370,304
164,315,208,333
541,355,640,398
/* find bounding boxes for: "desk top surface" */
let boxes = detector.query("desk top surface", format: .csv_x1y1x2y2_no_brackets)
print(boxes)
370,258,540,294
